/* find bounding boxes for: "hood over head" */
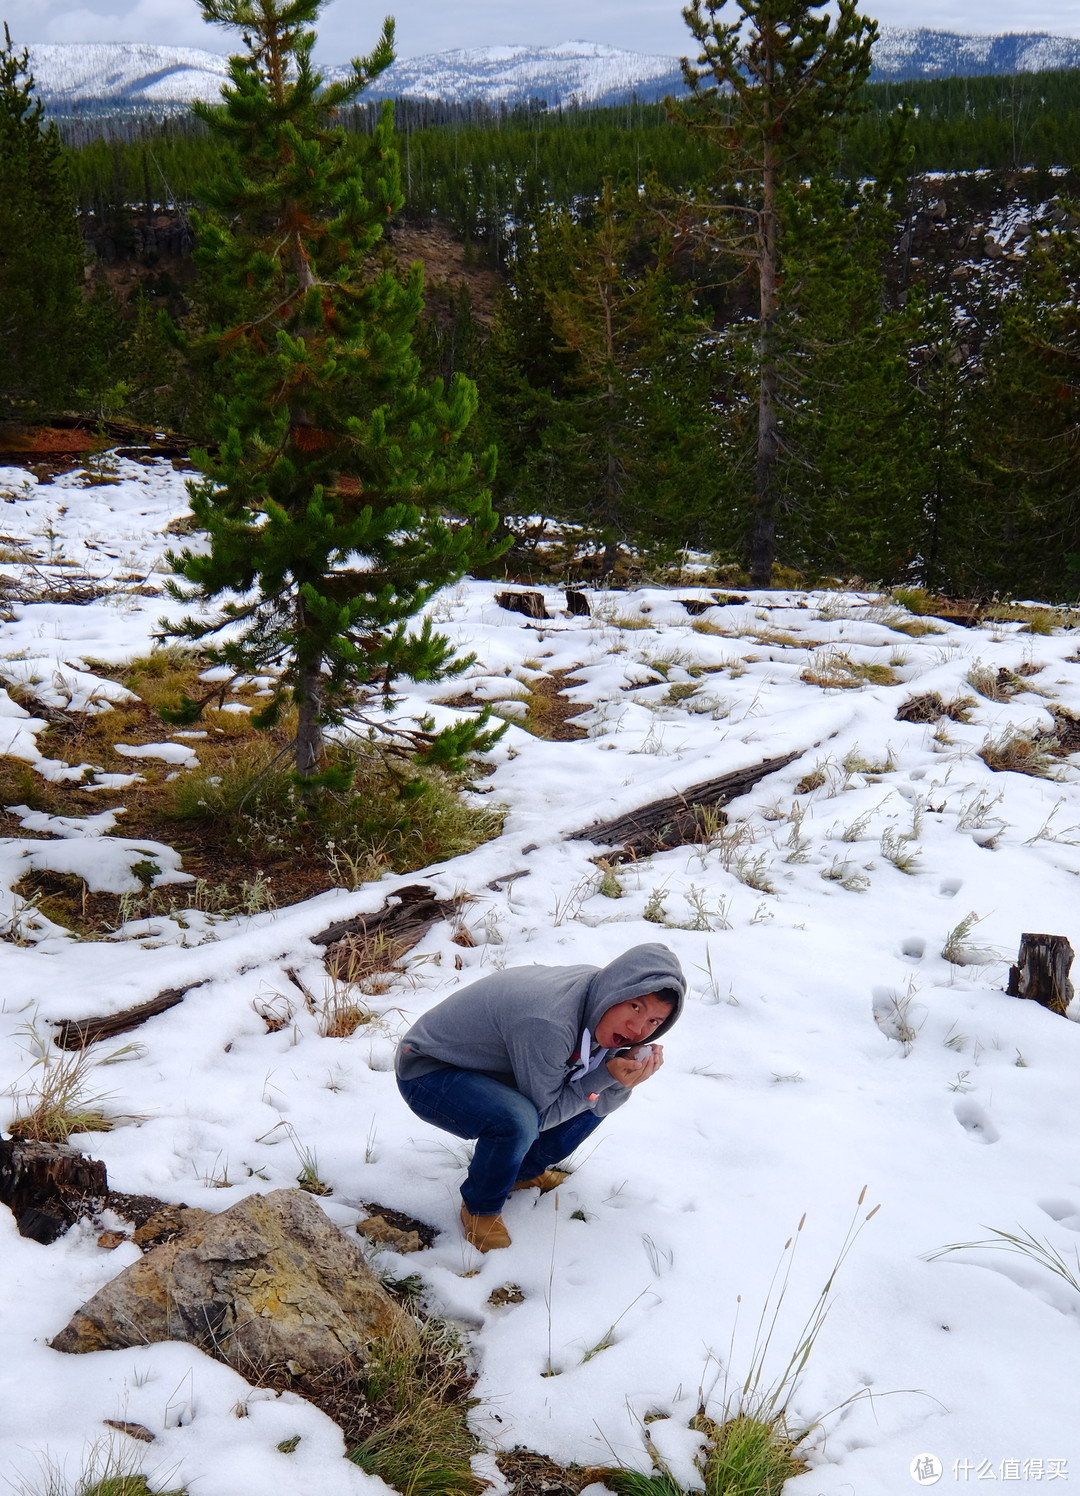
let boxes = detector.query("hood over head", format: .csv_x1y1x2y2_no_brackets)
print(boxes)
585,942,685,1040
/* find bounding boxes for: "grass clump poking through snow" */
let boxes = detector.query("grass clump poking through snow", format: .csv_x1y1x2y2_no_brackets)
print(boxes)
344,1321,483,1496
8,1441,186,1496
606,1192,881,1496
169,742,503,877
7,1042,116,1143
928,1225,1080,1297
895,691,974,724
800,651,898,690
602,1414,804,1496
966,663,1022,702
977,728,1057,779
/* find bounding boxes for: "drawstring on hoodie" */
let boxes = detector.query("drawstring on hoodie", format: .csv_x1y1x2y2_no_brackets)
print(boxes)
567,1025,609,1079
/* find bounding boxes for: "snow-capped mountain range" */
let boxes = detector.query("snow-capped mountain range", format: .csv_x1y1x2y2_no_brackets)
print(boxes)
25,29,1080,114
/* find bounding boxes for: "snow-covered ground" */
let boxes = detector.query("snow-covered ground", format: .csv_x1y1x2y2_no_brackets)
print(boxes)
1,455,1079,1495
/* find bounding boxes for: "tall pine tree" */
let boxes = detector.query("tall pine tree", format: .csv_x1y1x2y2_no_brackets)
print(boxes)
963,222,1080,600
167,0,504,782
669,0,877,585
0,29,88,417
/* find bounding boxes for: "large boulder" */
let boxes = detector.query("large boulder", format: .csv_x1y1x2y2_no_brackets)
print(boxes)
51,1188,416,1380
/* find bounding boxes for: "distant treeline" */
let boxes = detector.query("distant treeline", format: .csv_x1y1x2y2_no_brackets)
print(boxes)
63,67,1080,237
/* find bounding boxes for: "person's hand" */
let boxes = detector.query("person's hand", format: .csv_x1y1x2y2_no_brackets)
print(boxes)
606,1043,664,1089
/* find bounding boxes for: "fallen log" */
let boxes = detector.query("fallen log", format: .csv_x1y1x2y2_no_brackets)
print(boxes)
0,1138,108,1244
1007,933,1075,1017
53,887,458,1052
317,887,461,980
569,751,801,860
53,984,204,1051
309,883,459,948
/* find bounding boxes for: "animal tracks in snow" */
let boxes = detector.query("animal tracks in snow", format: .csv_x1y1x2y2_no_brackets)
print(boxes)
939,876,963,898
953,1097,1000,1144
1037,1198,1080,1231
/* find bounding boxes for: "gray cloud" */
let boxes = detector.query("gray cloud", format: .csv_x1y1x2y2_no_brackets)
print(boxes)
5,0,1079,60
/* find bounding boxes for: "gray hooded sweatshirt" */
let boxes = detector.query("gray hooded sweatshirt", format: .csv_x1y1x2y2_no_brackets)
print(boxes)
396,942,685,1130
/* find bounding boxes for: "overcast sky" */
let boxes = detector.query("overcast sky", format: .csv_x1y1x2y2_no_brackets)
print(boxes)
8,0,1080,60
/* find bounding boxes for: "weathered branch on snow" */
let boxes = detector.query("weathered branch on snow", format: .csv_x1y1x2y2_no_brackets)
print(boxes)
569,752,801,860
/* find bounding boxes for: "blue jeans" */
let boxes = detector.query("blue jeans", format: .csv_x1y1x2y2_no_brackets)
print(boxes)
397,1067,604,1216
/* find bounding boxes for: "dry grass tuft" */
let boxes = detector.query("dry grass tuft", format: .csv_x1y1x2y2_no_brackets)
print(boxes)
801,651,898,690
983,603,1080,634
966,664,1022,702
7,1044,117,1142
318,981,381,1038
895,692,975,724
978,729,1058,779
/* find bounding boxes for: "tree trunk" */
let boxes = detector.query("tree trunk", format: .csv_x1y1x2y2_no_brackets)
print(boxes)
750,145,780,590
1007,933,1075,1017
294,599,325,779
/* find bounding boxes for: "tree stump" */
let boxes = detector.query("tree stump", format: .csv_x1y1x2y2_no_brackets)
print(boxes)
0,1138,108,1244
495,589,549,620
564,589,590,617
1006,933,1075,1017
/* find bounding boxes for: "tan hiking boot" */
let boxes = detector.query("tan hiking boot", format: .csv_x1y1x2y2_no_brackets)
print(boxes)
460,1204,511,1252
510,1168,569,1194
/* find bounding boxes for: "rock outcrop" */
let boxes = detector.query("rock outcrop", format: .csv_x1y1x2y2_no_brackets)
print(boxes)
52,1188,416,1380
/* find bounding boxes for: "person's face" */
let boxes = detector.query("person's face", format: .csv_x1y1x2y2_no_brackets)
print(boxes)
593,993,673,1049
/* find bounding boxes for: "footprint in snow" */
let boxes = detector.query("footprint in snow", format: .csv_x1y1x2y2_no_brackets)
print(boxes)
939,876,963,898
901,936,926,960
1037,1198,1080,1231
953,1097,1000,1144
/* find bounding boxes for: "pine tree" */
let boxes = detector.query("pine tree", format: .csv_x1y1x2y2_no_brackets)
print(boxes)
777,121,925,585
481,185,716,571
166,0,504,783
669,0,877,585
963,224,1080,600
0,28,88,416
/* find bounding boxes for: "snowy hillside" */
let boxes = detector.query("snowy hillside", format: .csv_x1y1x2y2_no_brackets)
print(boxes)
25,28,1080,112
872,26,1080,81
27,41,231,105
364,41,684,108
26,39,684,110
1,451,1080,1494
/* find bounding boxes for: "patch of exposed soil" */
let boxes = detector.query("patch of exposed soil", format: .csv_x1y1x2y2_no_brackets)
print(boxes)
527,671,589,741
441,670,587,743
495,1448,605,1496
388,219,503,324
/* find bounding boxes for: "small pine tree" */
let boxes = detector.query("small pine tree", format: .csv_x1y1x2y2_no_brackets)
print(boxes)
166,0,505,782
0,28,89,417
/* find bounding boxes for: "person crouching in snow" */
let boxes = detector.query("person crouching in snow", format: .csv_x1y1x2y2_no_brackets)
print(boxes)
395,942,685,1252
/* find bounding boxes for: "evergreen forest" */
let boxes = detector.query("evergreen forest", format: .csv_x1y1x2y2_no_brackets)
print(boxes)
3,13,1080,602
